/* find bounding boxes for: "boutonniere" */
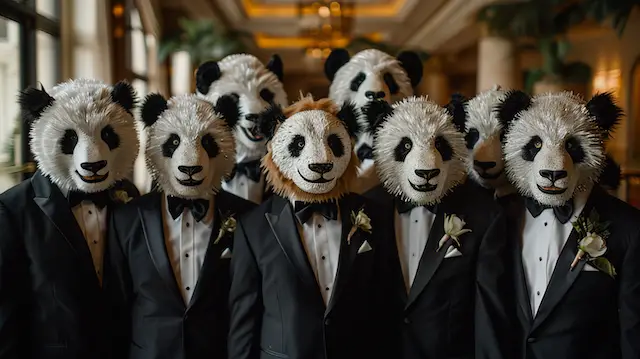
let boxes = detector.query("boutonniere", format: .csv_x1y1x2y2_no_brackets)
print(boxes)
214,214,237,244
348,208,372,245
112,189,133,204
437,213,472,252
570,209,616,278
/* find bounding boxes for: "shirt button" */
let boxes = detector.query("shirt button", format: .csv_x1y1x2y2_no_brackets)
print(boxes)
544,222,547,226
325,287,330,291
412,253,415,257
321,256,326,260
93,240,98,244
186,286,191,291
536,291,540,296
186,222,190,227
240,183,244,186
317,224,322,228
539,257,542,261
414,220,418,223
88,210,92,215
185,253,189,258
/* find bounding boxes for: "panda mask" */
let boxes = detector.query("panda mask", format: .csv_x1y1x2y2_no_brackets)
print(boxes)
195,54,287,161
140,93,240,199
499,90,622,207
365,96,468,205
20,78,139,193
258,95,361,203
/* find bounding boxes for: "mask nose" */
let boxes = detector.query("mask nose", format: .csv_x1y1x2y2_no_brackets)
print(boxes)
365,91,386,100
539,170,567,182
414,169,440,180
178,165,203,176
474,160,497,172
308,163,333,174
80,160,107,174
245,114,259,122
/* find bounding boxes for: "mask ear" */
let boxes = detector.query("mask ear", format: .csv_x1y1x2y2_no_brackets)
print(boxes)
362,100,393,132
495,90,531,131
586,92,623,137
445,93,467,132
396,51,423,88
336,101,361,138
599,153,621,190
258,103,286,141
111,81,137,113
214,94,242,129
324,48,350,82
266,54,284,82
18,84,55,124
195,61,221,95
140,93,168,127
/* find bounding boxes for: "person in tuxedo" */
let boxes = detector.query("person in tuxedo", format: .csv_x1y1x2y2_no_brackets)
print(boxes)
362,96,511,359
195,54,288,204
497,90,640,359
0,79,140,358
228,95,395,359
105,93,255,359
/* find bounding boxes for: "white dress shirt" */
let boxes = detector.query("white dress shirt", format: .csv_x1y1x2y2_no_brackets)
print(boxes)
294,201,342,306
521,187,591,315
395,206,437,292
71,201,107,284
162,196,215,305
221,172,265,204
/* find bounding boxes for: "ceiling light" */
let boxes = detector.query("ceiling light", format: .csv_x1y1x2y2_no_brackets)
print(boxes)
318,6,330,17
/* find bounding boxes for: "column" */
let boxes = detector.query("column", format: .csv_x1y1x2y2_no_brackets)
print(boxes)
477,27,518,92
416,56,450,106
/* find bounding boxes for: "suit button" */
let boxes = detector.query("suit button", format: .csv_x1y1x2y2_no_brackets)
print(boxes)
404,317,410,324
324,319,331,326
527,337,536,343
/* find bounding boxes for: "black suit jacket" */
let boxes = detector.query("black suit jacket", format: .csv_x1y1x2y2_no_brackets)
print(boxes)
0,171,139,359
105,190,255,359
365,181,512,359
228,193,395,359
510,187,640,359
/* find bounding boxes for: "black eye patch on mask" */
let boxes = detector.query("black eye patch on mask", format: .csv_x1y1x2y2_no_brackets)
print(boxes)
162,134,181,158
60,129,78,155
288,135,305,157
565,136,585,163
394,137,412,162
201,133,219,158
435,136,453,161
350,72,366,92
522,136,543,161
465,128,480,150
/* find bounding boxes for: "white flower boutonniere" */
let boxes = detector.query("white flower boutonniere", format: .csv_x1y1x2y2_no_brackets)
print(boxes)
214,215,237,244
437,214,472,252
348,208,372,245
570,209,616,278
113,190,132,204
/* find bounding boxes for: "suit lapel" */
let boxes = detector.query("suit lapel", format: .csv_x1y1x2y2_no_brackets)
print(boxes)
406,205,447,310
530,192,596,332
138,193,185,309
511,199,533,325
266,196,322,299
32,172,98,283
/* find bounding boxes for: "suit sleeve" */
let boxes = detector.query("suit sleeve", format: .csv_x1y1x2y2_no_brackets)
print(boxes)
0,201,28,359
228,218,262,359
619,227,640,358
475,210,514,359
103,208,133,359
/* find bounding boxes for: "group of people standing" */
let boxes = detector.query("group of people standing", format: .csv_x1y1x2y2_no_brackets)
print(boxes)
0,48,637,359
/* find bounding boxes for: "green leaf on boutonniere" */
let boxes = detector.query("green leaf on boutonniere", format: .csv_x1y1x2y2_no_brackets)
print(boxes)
591,257,617,278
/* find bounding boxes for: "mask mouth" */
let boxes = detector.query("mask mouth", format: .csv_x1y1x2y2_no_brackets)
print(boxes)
76,171,109,183
477,168,503,180
298,169,333,184
241,126,264,142
537,184,567,195
177,178,204,187
409,180,437,192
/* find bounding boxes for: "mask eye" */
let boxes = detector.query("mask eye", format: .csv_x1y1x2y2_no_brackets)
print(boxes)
534,140,542,149
404,142,411,150
394,137,412,162
173,139,179,146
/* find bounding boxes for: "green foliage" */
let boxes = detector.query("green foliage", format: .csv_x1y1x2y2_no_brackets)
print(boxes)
571,209,612,239
581,0,640,36
591,257,617,278
346,37,430,62
158,18,253,65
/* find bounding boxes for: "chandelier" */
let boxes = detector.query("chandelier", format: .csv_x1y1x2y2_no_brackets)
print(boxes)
298,1,354,59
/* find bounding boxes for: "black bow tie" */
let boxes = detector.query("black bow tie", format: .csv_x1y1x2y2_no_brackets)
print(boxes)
396,199,437,214
294,200,338,224
167,196,210,222
357,144,374,161
524,197,574,224
229,159,262,182
68,190,111,209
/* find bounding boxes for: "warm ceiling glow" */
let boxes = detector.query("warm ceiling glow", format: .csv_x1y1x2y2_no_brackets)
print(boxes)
254,32,383,49
592,69,621,97
242,0,405,18
112,4,124,17
318,6,330,17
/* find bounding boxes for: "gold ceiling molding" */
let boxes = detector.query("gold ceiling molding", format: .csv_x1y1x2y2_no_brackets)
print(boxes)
254,32,383,48
242,0,405,18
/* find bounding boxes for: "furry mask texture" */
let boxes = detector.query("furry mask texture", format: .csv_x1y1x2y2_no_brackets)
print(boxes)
21,78,139,193
195,54,288,158
450,85,511,190
259,95,360,203
501,91,622,206
369,96,468,205
140,93,239,199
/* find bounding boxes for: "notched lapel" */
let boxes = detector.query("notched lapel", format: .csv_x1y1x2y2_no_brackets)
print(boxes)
511,200,533,324
266,197,318,292
139,194,184,308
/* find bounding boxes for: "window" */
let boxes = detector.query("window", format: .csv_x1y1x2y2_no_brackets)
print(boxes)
0,0,61,192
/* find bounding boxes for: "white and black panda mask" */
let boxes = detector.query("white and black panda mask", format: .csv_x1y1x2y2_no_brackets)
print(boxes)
450,86,510,189
366,96,468,205
500,91,622,206
195,54,287,155
20,78,139,193
141,93,239,199
259,96,361,200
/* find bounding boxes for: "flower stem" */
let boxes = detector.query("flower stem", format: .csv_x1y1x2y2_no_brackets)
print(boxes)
347,227,356,244
570,249,585,270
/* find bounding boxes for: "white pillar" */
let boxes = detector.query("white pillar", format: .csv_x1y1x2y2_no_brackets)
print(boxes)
477,33,518,92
